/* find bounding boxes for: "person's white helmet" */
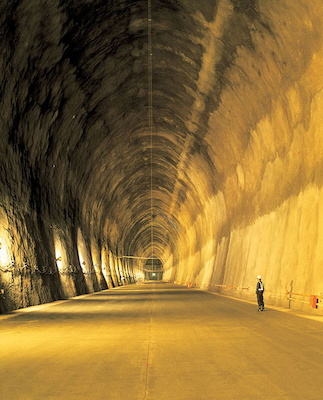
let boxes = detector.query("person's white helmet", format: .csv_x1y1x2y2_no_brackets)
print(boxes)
257,275,262,279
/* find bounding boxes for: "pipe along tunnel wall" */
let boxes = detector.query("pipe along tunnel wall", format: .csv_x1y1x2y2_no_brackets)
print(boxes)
0,0,323,314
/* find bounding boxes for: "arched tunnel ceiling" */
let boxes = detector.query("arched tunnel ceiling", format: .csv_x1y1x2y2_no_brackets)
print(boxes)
1,0,321,263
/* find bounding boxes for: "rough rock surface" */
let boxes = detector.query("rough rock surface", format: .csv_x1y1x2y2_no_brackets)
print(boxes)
0,0,322,312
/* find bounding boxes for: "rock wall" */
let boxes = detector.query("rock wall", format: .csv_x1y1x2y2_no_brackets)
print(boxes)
0,200,132,313
168,0,323,313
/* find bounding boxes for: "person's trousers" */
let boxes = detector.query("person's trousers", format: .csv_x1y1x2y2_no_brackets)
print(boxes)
257,292,264,309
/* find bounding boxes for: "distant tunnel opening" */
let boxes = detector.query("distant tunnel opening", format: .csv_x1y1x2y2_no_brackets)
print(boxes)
143,259,164,281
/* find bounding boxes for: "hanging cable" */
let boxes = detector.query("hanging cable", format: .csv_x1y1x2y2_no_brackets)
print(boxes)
147,0,154,266
117,256,159,260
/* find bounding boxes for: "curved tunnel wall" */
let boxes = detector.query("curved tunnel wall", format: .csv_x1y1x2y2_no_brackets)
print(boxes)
0,0,323,313
165,0,323,311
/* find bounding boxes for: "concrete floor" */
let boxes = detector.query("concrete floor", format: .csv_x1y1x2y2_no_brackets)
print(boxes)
0,282,323,400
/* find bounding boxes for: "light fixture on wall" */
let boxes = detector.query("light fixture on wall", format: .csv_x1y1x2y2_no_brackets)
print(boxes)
56,256,62,262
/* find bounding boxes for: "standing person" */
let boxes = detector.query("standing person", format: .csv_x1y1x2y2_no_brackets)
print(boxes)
256,275,264,311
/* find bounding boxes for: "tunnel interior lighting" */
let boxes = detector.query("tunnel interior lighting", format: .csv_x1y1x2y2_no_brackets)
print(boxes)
77,229,90,273
0,238,10,266
54,232,68,271
93,263,101,273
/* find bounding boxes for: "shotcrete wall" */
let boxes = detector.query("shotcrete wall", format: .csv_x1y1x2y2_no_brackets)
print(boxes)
167,1,323,313
0,200,131,313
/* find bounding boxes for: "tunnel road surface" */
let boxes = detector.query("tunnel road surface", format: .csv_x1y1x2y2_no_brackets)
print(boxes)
1,282,323,400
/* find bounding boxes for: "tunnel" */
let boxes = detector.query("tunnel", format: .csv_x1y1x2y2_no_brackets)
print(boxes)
1,2,323,399
0,0,323,316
